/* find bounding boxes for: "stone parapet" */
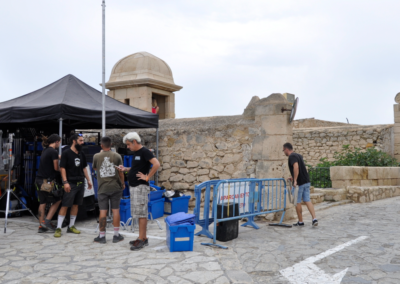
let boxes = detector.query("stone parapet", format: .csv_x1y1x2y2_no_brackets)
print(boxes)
330,166,400,188
347,186,400,203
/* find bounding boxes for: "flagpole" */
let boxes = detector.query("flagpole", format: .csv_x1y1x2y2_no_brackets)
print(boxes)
102,0,106,137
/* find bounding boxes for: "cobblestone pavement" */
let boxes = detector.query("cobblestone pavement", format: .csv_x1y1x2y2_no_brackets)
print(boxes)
1,197,400,283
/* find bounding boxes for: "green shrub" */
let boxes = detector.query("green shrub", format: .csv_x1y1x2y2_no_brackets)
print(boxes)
307,145,398,188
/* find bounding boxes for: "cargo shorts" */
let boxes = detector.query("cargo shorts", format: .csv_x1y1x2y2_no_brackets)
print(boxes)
130,184,150,219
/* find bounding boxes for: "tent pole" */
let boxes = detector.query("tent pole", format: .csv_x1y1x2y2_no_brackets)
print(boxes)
101,0,106,137
59,118,63,157
156,128,159,186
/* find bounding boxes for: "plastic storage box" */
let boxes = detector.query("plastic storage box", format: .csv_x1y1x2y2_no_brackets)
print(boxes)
119,198,131,223
165,221,195,252
149,189,166,201
123,181,130,197
148,198,165,219
124,155,133,167
164,195,190,215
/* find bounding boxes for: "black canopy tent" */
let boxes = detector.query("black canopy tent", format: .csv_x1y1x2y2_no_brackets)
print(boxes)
0,74,158,131
0,73,160,180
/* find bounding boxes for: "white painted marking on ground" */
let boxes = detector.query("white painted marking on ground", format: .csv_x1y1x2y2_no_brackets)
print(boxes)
280,236,368,284
0,218,166,240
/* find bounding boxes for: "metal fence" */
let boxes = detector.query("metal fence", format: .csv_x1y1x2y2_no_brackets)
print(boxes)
308,167,331,188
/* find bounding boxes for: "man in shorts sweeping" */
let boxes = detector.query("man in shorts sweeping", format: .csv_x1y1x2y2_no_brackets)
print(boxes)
283,142,318,227
93,137,125,244
54,134,92,237
117,132,160,250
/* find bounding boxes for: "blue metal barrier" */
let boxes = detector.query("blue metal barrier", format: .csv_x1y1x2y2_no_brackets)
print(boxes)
194,179,243,239
200,178,289,249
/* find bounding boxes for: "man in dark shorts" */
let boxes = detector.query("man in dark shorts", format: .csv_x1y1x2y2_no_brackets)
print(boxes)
118,132,160,250
92,136,125,244
283,142,318,227
54,134,92,238
35,134,62,233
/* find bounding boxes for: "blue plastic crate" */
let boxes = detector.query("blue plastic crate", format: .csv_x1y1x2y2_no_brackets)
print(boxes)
124,155,133,167
123,181,130,197
165,220,195,252
149,189,165,201
164,195,190,215
148,198,165,219
36,156,41,169
120,198,131,223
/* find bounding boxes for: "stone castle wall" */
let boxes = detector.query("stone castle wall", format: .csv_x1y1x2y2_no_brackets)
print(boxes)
293,124,394,166
106,115,261,204
293,118,358,129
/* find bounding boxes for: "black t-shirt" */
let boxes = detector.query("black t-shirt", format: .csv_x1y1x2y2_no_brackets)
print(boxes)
128,147,154,187
60,149,87,182
37,147,59,180
288,152,310,186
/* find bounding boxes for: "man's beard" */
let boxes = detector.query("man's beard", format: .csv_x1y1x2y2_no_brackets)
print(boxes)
75,144,82,152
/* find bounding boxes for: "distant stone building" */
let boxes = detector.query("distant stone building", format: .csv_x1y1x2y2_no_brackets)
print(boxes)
105,52,182,119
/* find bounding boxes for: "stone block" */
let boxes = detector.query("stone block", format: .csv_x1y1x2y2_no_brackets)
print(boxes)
179,168,190,174
197,169,209,175
255,161,286,179
172,182,190,190
394,126,400,134
232,171,247,179
219,174,231,180
350,180,361,186
260,115,292,136
221,154,242,164
224,164,235,174
199,159,212,169
183,174,196,183
371,179,378,186
361,180,372,186
198,175,210,182
187,161,199,168
351,167,368,180
332,180,346,188
391,179,398,186
171,160,186,167
212,165,224,172
390,167,400,179
330,167,345,180
159,170,171,182
170,174,184,182
162,181,172,190
367,167,378,179
209,170,219,178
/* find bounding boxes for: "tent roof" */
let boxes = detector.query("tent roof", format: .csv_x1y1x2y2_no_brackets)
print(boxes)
0,74,158,132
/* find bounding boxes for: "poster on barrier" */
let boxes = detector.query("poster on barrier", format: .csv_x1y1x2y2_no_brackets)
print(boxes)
218,182,251,214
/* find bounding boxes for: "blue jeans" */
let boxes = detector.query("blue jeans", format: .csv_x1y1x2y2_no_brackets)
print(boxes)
295,183,311,203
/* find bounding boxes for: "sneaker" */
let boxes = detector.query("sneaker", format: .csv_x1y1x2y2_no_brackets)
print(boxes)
94,235,107,244
312,219,318,227
113,234,125,243
129,238,148,246
293,222,304,227
67,226,81,234
54,228,62,238
130,239,147,250
42,221,55,232
38,225,49,233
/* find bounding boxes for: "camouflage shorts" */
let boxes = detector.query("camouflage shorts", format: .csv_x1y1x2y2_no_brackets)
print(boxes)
130,184,150,219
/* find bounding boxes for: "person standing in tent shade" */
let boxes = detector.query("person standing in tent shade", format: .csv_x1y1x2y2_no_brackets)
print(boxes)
54,134,92,238
35,134,62,233
283,142,318,227
92,136,125,244
117,132,160,250
152,98,159,114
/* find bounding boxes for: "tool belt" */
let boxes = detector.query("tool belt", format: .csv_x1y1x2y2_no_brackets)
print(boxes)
40,179,55,193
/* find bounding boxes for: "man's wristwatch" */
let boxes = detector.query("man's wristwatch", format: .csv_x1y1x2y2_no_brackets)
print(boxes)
63,180,69,184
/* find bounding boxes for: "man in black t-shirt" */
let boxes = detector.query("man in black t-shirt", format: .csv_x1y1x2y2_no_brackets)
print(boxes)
54,134,92,238
118,132,160,251
283,142,318,227
35,134,62,233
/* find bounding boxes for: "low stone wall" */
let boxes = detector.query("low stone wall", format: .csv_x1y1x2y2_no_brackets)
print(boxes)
330,166,400,188
294,124,394,166
347,186,400,203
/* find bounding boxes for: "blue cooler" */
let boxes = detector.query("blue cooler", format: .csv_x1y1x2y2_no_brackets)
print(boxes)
120,198,131,223
123,181,130,197
148,198,165,219
165,221,195,252
164,195,190,215
124,155,133,167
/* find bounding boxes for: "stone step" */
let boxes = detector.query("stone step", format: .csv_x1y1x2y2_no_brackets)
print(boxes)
302,193,325,204
314,188,347,202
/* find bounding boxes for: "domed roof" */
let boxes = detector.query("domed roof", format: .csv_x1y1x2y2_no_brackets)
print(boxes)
107,52,175,85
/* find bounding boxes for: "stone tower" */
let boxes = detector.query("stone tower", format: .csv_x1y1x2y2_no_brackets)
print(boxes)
105,52,182,119
394,93,400,160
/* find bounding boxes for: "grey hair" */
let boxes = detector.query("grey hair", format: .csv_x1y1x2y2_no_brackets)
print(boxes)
123,132,141,144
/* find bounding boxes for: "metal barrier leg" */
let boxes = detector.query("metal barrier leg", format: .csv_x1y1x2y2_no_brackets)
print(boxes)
148,212,163,230
241,215,260,229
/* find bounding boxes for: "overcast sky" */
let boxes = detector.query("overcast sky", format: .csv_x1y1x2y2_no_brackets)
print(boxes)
1,1,399,125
